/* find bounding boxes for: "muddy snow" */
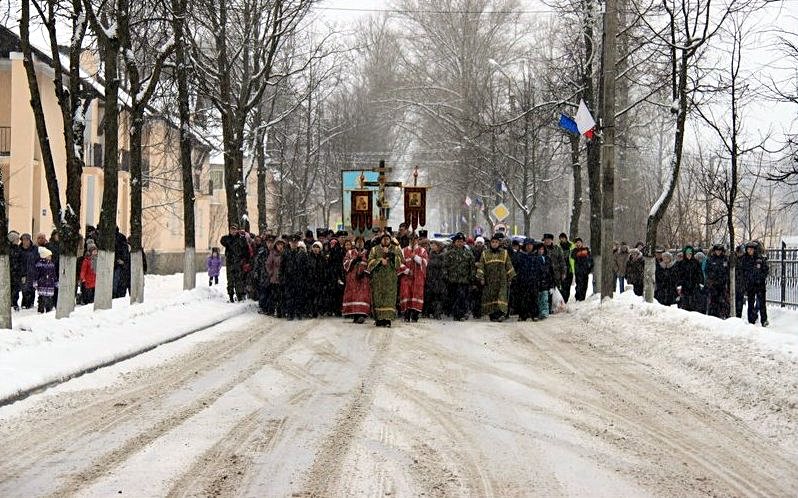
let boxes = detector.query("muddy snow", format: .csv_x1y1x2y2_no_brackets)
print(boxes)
0,308,796,497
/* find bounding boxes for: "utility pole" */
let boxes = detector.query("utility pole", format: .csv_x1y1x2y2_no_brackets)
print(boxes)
600,0,618,299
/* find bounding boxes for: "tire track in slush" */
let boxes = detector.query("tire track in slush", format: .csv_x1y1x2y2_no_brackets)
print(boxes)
166,413,288,498
0,316,279,487
48,322,316,497
297,328,392,497
511,325,798,498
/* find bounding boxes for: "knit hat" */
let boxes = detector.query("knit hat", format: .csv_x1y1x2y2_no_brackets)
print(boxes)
475,236,485,244
297,241,306,250
7,231,20,244
38,246,52,258
312,241,323,250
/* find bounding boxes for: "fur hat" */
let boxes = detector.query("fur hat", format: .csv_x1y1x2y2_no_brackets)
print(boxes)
452,232,465,242
38,246,52,258
312,241,323,250
491,232,504,242
542,233,554,241
297,241,306,250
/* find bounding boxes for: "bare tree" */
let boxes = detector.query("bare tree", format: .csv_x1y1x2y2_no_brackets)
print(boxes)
639,0,738,302
120,0,174,300
20,0,91,318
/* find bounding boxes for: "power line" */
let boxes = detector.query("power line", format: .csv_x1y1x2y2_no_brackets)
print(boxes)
314,6,558,14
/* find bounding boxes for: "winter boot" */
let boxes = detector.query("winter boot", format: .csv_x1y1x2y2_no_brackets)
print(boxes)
411,310,419,322
762,320,769,327
354,315,366,324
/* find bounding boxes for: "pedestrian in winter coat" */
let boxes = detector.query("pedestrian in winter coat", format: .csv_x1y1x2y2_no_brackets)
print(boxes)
367,234,405,327
559,233,576,303
470,236,486,319
252,243,272,313
220,224,250,302
207,248,222,286
705,244,730,319
571,238,593,301
399,233,429,322
306,242,328,318
33,246,57,313
654,252,677,306
342,237,372,324
264,240,285,316
734,245,745,319
281,235,308,320
531,241,555,319
626,248,645,296
477,233,516,322
445,233,476,321
8,231,23,310
513,241,538,321
79,244,98,304
19,233,39,309
675,246,704,312
543,233,567,291
613,242,630,292
326,238,346,316
424,240,448,320
739,241,769,327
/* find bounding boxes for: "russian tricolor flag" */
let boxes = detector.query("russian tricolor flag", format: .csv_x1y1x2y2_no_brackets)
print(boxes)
559,99,596,140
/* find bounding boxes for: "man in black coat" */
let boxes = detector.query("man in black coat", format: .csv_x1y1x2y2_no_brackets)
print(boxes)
8,231,23,310
739,241,769,327
220,224,250,302
280,233,308,320
675,245,704,312
705,244,730,319
571,238,593,301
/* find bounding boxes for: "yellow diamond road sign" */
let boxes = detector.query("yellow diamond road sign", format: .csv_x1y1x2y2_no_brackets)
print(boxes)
491,202,510,222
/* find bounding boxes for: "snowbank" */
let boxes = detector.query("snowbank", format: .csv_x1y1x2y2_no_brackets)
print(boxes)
0,274,252,403
567,291,798,450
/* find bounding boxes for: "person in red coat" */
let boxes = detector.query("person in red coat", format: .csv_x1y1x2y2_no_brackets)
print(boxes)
79,244,98,304
342,237,372,324
399,232,429,322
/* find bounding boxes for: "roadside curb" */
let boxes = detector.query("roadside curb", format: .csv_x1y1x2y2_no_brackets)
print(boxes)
0,304,255,408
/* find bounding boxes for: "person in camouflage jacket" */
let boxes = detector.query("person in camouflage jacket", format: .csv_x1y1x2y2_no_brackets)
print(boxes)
444,233,475,321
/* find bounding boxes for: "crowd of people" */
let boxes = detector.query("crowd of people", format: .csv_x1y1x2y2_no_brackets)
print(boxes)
613,240,770,326
6,226,143,312
217,223,598,327
219,223,771,328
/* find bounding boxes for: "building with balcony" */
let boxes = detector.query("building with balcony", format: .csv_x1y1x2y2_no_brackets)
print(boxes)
0,26,240,273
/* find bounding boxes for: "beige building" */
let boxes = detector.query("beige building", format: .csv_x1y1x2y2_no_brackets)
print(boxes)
0,27,239,273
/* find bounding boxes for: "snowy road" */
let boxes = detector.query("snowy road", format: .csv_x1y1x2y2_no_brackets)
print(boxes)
0,313,795,497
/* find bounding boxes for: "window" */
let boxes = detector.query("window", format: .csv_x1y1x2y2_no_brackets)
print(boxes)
210,170,223,191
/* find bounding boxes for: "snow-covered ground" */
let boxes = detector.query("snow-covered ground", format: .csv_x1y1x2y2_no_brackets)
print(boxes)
0,273,251,403
0,275,795,496
575,290,798,447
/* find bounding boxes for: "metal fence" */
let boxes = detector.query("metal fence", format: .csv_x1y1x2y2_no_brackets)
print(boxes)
765,243,798,309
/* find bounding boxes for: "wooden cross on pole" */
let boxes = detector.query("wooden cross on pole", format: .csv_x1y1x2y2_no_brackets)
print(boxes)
362,160,402,231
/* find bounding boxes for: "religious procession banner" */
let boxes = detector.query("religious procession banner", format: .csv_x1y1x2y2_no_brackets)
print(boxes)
404,186,426,229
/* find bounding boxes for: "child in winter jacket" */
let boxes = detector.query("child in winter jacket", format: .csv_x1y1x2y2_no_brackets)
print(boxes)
79,244,98,304
33,246,58,313
207,247,222,286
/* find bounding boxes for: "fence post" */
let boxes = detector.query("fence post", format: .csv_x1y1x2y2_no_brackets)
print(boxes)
782,240,787,308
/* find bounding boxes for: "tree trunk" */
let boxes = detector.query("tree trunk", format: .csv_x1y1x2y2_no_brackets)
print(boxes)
130,250,144,304
587,141,601,294
257,131,268,233
644,256,656,303
94,28,122,311
569,135,582,240
177,24,196,290
55,255,77,318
